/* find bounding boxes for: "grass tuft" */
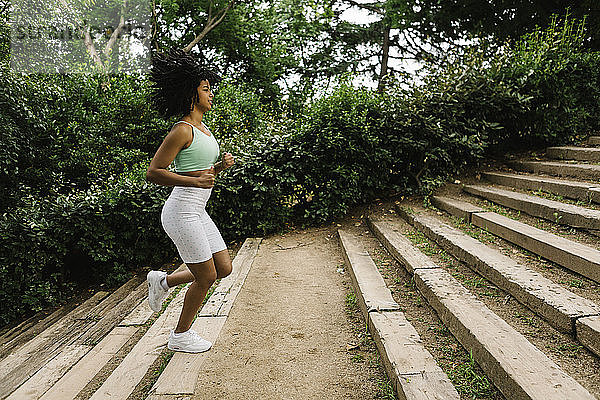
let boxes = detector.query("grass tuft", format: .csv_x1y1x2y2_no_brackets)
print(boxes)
375,376,396,400
448,350,496,398
346,291,358,309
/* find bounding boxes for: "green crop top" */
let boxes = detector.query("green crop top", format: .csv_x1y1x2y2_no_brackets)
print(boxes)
172,121,220,172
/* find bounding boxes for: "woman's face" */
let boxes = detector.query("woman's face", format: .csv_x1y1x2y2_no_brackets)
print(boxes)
195,80,214,112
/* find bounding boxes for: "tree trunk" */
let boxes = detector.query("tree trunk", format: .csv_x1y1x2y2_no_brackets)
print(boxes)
377,24,390,93
83,25,105,71
103,0,128,58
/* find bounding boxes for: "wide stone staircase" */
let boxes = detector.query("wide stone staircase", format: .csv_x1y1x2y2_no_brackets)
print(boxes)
0,239,262,400
2,136,600,400
339,135,600,399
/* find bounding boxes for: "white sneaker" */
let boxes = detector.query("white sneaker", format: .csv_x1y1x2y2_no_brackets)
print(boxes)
168,329,212,353
147,270,169,312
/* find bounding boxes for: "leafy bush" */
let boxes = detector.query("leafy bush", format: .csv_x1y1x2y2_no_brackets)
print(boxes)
272,15,600,224
205,80,270,146
0,68,63,209
498,16,600,147
0,163,174,325
209,130,299,238
0,71,167,210
290,83,394,223
420,15,600,151
2,15,599,327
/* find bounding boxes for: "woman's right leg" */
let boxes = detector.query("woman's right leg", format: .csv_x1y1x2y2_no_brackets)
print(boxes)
165,269,195,287
173,258,217,334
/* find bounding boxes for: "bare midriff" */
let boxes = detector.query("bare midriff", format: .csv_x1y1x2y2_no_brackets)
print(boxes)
177,168,213,177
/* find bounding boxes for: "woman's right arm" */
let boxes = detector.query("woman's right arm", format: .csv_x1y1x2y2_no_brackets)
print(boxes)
146,126,215,188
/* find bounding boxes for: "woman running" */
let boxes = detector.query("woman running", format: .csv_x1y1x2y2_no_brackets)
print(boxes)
145,48,234,353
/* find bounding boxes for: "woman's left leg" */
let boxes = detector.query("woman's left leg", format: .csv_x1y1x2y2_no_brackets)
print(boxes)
212,249,232,278
165,248,232,287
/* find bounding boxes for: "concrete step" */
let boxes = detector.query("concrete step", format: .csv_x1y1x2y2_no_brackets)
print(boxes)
88,279,192,400
9,265,184,400
337,230,399,315
391,207,600,335
588,136,600,146
546,146,600,162
95,238,261,400
367,215,595,400
0,277,137,398
482,171,600,204
430,195,485,221
338,230,459,400
0,300,83,361
432,196,600,284
463,184,600,230
147,238,261,399
15,300,148,399
432,196,600,357
429,196,485,222
6,239,262,400
577,316,600,357
508,160,600,180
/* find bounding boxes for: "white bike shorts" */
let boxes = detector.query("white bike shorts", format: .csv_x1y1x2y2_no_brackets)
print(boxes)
161,186,227,264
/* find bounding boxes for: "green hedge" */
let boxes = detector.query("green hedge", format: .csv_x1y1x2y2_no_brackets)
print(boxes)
2,16,599,327
0,165,174,321
423,15,600,150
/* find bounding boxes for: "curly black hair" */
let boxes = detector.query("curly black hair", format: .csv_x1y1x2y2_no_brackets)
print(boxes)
149,48,222,119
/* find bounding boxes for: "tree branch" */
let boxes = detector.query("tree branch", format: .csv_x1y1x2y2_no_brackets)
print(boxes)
150,0,159,51
1,0,10,15
183,0,236,53
377,24,390,92
103,0,127,57
341,0,383,15
388,54,417,60
402,28,447,59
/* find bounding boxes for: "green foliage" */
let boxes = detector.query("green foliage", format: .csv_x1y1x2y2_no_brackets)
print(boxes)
380,79,493,188
495,16,600,146
381,1,600,52
0,71,168,209
292,82,396,223
448,350,496,398
0,163,174,326
422,15,600,151
208,129,299,239
204,80,270,148
345,292,357,309
2,16,600,328
153,0,367,107
0,67,62,208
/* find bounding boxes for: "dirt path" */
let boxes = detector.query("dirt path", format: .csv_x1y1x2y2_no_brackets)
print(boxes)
192,224,388,399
